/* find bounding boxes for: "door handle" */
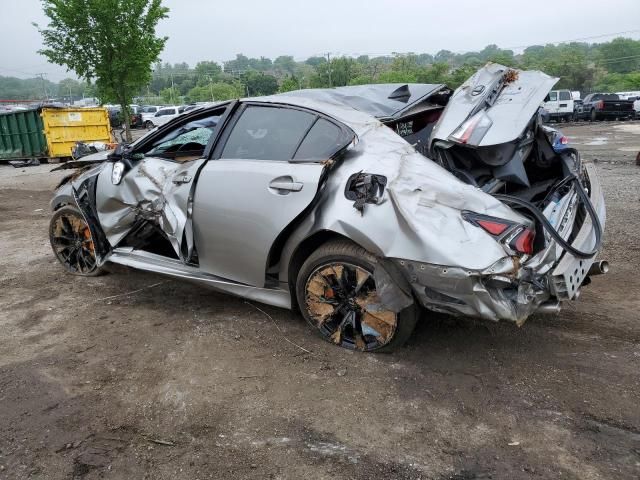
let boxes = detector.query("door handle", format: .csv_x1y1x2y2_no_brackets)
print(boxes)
269,178,303,192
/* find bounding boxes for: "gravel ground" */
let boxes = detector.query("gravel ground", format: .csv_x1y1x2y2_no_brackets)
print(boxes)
0,121,639,480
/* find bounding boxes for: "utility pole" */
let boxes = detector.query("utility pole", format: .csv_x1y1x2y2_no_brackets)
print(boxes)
36,73,48,101
170,73,175,104
326,53,332,87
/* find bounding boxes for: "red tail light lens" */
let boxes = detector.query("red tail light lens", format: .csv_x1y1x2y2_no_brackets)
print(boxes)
510,228,535,255
462,211,535,256
476,219,509,235
560,136,569,145
596,100,604,110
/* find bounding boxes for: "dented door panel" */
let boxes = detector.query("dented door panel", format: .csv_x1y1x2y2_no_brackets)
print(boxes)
95,157,205,260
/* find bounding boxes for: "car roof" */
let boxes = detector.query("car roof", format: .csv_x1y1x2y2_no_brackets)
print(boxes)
270,83,446,121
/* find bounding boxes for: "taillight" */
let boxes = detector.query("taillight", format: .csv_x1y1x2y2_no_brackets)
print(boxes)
476,219,509,235
509,227,535,255
596,100,604,110
462,211,535,256
449,111,493,146
560,136,569,145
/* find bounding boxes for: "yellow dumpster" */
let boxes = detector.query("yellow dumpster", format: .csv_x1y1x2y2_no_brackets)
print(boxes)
41,107,112,159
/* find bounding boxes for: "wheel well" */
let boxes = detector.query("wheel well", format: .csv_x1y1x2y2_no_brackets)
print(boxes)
287,230,353,312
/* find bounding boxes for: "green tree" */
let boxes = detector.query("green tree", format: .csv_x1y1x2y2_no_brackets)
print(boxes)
160,86,180,104
595,72,640,91
194,61,222,81
274,55,297,75
186,82,243,102
306,56,327,67
596,37,640,73
348,75,375,86
279,75,300,93
36,0,168,141
416,63,450,84
57,77,83,101
242,71,279,96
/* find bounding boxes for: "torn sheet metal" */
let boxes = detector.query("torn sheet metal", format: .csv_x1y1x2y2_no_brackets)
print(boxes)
95,158,204,260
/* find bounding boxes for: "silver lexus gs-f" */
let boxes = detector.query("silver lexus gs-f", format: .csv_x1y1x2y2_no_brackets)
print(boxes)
49,64,606,352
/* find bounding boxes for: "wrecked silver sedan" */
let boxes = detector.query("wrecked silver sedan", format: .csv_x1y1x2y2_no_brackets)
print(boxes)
49,64,606,352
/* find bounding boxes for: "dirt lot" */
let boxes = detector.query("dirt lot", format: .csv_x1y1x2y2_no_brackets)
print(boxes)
1,122,639,480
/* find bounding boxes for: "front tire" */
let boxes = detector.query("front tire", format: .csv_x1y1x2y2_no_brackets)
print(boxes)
49,206,103,276
295,240,418,352
145,120,154,129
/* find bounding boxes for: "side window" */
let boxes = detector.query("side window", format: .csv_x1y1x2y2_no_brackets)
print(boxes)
548,91,558,102
294,118,345,160
559,91,571,101
144,113,222,161
157,108,170,116
221,106,315,160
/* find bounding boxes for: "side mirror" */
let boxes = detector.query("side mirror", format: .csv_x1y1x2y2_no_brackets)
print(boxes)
155,112,160,117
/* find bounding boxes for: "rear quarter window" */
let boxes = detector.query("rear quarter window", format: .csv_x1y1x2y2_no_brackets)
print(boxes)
294,118,345,160
559,91,571,101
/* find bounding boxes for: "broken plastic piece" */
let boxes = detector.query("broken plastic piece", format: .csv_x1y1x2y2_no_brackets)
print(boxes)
344,172,387,214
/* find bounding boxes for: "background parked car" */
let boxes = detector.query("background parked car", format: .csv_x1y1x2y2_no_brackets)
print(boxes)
140,106,160,125
144,105,183,128
106,105,122,128
633,96,640,118
129,105,144,128
573,98,584,119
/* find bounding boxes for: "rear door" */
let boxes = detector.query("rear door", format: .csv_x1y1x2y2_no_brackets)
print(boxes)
558,90,573,115
193,103,353,287
545,90,559,115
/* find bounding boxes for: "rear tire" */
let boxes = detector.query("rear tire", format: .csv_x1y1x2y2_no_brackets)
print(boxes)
295,240,418,353
145,120,154,129
590,109,598,122
49,206,104,277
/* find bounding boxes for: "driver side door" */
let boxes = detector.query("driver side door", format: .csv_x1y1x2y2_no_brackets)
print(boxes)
95,106,229,262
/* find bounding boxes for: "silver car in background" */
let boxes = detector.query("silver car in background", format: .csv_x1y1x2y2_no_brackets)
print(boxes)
49,64,606,352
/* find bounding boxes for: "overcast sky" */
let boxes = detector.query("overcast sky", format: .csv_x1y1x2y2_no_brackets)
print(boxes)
1,0,639,81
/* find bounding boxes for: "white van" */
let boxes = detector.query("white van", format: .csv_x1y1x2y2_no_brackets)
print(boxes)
543,90,574,121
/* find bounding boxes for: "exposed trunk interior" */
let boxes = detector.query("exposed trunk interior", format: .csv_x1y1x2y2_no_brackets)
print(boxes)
385,97,584,259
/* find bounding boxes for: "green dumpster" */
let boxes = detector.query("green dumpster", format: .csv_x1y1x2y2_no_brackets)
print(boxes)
0,109,48,161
